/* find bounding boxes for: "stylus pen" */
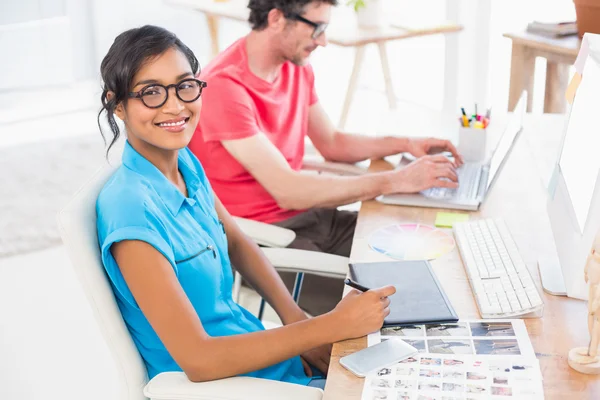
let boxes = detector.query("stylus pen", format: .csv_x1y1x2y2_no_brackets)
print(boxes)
344,278,371,292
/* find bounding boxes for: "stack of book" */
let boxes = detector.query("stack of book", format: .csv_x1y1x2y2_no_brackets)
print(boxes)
526,20,578,37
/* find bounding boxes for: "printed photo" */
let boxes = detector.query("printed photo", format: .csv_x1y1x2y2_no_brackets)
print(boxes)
491,386,513,396
420,369,441,378
377,367,393,376
493,376,509,385
425,323,470,337
442,382,464,392
404,339,427,353
443,370,465,380
466,384,487,394
488,360,511,373
396,392,411,400
443,358,464,366
418,381,442,391
421,357,442,366
382,325,425,337
372,389,389,400
512,363,535,371
371,378,392,389
395,367,417,377
466,371,487,381
428,339,474,355
473,339,521,355
394,379,416,389
470,322,515,337
513,387,540,396
399,356,419,364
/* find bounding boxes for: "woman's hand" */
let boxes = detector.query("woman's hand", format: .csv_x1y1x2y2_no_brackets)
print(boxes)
300,343,332,376
329,286,396,340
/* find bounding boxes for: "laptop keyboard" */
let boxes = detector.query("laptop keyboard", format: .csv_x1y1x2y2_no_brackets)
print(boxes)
421,163,482,200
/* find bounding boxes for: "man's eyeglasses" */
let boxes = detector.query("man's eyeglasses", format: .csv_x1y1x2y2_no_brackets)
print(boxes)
128,78,207,108
289,13,328,40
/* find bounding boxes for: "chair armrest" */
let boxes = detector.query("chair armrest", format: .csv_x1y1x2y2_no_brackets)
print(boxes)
233,217,296,248
302,156,367,176
144,372,323,400
261,247,348,278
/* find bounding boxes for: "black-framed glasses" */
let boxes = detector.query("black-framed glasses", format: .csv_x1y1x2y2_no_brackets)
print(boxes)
289,13,328,39
128,78,207,108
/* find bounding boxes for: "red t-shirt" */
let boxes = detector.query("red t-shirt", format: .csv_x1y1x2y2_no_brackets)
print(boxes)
189,37,318,223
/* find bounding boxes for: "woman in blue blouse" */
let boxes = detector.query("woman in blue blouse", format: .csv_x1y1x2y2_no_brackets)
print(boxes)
96,25,395,388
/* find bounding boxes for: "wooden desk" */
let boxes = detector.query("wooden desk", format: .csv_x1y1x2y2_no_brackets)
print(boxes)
503,32,580,114
165,0,462,129
324,113,600,399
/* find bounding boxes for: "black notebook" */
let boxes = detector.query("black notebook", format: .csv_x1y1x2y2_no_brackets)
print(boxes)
349,260,458,326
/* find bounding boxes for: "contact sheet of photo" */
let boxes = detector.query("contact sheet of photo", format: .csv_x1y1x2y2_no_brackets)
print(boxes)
362,320,541,400
372,319,535,357
362,353,544,400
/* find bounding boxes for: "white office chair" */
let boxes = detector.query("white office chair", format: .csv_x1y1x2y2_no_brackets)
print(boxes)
230,144,361,313
57,164,324,400
230,217,349,306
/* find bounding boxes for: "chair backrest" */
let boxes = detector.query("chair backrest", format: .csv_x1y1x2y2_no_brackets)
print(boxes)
57,162,149,400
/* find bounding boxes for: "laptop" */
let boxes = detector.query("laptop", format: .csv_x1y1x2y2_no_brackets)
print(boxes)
377,92,527,211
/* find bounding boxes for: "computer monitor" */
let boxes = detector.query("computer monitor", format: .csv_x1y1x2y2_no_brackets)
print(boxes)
542,34,600,300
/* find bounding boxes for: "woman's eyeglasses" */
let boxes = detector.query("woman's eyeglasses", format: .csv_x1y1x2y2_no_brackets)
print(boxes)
289,13,328,40
128,78,207,108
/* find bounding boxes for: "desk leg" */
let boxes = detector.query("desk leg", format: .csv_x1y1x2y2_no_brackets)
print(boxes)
207,15,220,58
377,42,397,110
508,43,534,112
338,45,366,130
544,62,569,114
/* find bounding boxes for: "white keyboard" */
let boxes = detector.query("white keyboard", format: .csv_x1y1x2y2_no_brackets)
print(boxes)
453,218,544,319
421,163,482,200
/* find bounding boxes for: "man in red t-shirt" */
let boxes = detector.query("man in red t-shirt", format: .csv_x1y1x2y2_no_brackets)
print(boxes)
190,0,462,312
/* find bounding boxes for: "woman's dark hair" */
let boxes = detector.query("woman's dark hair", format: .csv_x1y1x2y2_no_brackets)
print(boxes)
98,25,200,154
248,0,338,31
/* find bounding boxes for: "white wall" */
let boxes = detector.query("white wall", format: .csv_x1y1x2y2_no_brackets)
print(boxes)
0,0,98,90
90,0,223,75
67,0,96,81
0,0,73,90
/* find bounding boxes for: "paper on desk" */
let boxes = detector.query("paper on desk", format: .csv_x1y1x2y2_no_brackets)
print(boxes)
367,330,381,347
435,211,470,228
375,319,536,358
361,353,544,400
361,320,542,399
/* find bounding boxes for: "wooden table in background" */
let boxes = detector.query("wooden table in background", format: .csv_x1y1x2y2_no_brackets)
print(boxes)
503,32,580,114
166,0,462,129
323,113,600,399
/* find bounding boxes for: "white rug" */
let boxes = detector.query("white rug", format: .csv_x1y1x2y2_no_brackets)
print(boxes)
0,135,107,258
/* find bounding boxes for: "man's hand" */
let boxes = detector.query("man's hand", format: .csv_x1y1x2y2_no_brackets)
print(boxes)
300,344,332,377
387,155,458,194
406,138,464,167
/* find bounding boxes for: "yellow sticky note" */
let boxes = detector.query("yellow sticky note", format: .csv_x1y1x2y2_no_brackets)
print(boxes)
435,212,470,228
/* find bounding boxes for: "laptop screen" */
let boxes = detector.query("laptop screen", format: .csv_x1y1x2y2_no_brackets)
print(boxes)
486,92,527,190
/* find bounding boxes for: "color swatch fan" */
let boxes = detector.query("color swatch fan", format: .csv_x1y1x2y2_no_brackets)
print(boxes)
369,223,455,261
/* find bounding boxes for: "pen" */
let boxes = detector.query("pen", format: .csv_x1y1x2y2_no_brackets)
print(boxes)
344,278,371,292
460,108,469,127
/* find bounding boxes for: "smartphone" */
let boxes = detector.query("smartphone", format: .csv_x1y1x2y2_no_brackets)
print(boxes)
339,338,418,377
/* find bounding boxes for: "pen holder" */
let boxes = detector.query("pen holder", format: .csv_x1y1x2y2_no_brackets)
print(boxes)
458,126,487,162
